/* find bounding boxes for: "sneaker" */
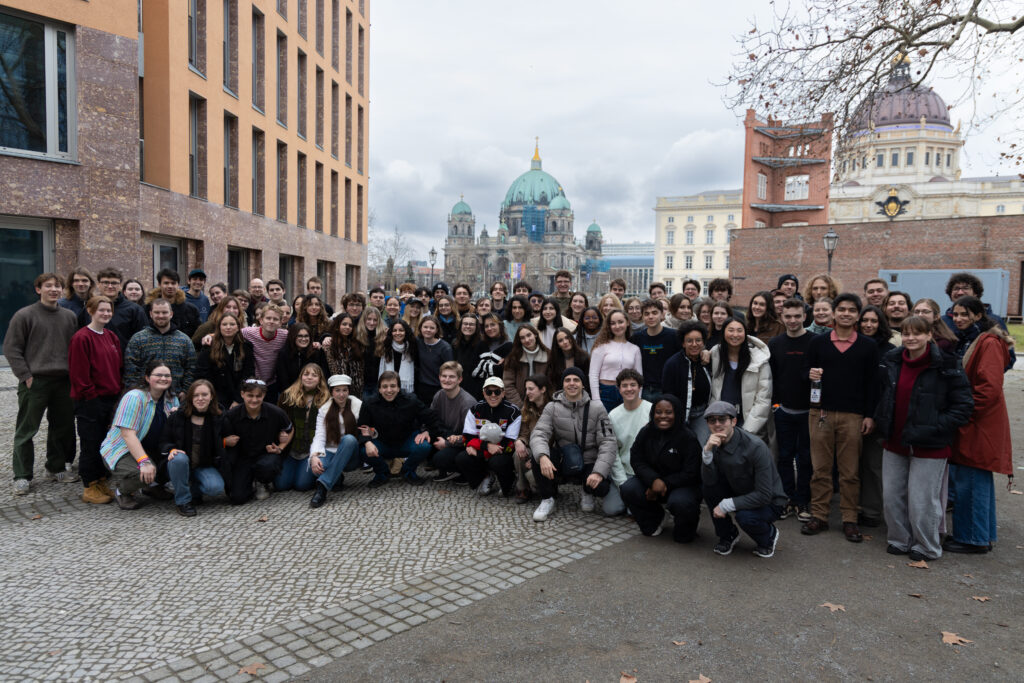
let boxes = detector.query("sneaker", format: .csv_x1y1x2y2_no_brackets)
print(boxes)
453,475,470,486
886,544,908,556
778,503,793,520
476,474,494,497
651,509,671,537
533,497,555,522
713,533,740,556
796,505,812,523
176,503,198,517
360,463,373,472
753,525,780,558
50,469,80,484
254,482,271,501
580,492,595,513
367,475,389,489
81,481,113,505
434,471,460,483
403,472,426,486
908,549,927,562
114,488,140,510
12,478,30,496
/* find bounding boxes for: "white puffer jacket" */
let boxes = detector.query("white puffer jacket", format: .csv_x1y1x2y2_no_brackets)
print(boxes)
708,335,773,438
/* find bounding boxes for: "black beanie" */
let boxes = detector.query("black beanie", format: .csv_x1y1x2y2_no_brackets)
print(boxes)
561,366,586,386
777,273,799,289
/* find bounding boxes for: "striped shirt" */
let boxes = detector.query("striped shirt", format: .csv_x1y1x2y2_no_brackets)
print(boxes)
99,389,180,469
242,326,288,384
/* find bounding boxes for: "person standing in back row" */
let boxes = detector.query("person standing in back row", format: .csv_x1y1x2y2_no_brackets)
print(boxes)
802,293,880,544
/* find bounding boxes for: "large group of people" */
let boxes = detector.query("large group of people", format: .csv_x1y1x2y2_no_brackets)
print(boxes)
3,266,1015,561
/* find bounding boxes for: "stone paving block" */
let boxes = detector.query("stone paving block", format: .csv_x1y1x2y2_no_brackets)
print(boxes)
167,657,196,672
368,628,392,642
194,651,219,664
271,654,296,668
387,622,410,634
307,654,332,668
351,637,375,650
263,646,288,660
177,665,206,680
423,608,445,620
142,666,173,681
405,614,427,626
326,644,354,659
295,646,321,659
286,662,312,676
193,674,219,683
261,672,289,683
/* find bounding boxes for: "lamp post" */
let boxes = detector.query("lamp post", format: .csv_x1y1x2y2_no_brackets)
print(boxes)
429,247,437,285
823,228,839,275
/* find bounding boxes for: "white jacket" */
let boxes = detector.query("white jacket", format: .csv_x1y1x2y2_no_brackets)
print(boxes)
708,335,773,438
310,396,363,455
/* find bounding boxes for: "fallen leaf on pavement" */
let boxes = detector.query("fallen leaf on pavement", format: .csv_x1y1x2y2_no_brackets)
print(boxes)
820,602,846,612
863,535,873,541
971,596,990,602
620,674,637,683
963,573,974,578
672,640,687,646
47,649,61,656
689,676,712,683
908,593,923,599
32,514,42,520
256,515,268,522
1009,489,1022,495
239,662,267,675
437,489,450,494
908,560,929,569
941,631,972,646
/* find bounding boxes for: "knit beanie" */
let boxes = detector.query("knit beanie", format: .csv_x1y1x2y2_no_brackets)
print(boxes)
777,273,799,289
561,366,586,386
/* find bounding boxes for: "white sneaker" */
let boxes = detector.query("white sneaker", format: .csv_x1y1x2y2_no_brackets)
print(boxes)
13,479,30,496
533,497,555,522
476,474,494,497
652,509,671,537
254,482,271,501
580,492,595,513
50,469,80,483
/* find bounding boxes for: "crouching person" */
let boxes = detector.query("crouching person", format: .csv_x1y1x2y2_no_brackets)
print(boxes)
222,378,294,504
100,361,180,510
307,374,363,508
620,394,703,541
357,371,442,487
529,367,617,522
702,401,788,558
161,379,227,516
456,377,522,497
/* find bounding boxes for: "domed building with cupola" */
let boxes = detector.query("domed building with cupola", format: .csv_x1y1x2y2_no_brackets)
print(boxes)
829,57,1024,222
443,142,607,295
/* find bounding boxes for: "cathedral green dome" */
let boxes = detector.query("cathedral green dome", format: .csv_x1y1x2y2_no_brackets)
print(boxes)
549,194,571,211
587,220,602,233
502,143,564,208
451,196,473,215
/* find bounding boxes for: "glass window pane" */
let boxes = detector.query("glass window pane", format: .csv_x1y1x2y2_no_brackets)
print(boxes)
0,227,46,341
0,13,47,153
57,30,67,152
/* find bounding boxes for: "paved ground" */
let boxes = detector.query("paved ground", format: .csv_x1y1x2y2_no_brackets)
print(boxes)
1,362,1022,681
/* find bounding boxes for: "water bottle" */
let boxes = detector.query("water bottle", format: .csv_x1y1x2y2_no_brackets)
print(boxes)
809,379,822,407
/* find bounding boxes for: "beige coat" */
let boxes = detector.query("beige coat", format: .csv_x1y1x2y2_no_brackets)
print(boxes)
708,335,773,438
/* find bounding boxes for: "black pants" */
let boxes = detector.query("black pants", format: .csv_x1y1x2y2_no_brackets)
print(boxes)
74,396,118,486
454,449,516,494
703,476,779,547
227,450,283,505
620,476,701,542
431,445,462,473
532,445,610,499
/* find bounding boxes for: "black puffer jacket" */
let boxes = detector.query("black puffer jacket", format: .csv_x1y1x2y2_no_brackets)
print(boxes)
874,343,974,449
629,394,702,490
357,390,443,447
160,410,226,469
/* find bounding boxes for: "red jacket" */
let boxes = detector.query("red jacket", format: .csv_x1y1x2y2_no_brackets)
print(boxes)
952,332,1012,475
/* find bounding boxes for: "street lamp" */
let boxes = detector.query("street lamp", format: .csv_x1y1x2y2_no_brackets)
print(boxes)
823,228,839,275
429,247,437,284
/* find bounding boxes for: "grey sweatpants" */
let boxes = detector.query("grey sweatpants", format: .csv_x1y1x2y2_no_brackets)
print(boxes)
882,450,947,559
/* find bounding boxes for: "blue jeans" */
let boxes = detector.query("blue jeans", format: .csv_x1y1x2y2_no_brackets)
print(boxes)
598,383,623,412
602,482,626,516
365,434,432,480
774,409,811,505
949,464,997,545
704,476,779,548
641,385,662,404
275,456,317,492
167,456,226,505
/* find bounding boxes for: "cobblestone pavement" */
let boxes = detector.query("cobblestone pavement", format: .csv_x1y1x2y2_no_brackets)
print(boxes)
0,365,636,681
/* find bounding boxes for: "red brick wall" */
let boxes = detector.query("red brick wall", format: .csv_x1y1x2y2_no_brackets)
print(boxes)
729,215,1024,315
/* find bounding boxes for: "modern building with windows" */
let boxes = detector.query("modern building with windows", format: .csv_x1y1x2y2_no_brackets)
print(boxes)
653,191,739,296
0,0,368,340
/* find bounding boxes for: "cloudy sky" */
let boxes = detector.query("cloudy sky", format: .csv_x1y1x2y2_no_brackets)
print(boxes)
367,0,1013,260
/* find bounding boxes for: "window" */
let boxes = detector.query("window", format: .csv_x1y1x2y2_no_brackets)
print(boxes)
757,173,767,200
297,0,306,37
755,220,766,228
316,0,324,55
223,112,237,207
330,170,339,235
296,50,306,138
0,11,77,160
356,182,364,242
667,216,674,223
724,252,730,269
665,254,674,270
686,215,694,223
664,280,673,294
705,229,714,245
996,204,1005,214
331,81,339,157
784,174,809,200
356,104,364,173
251,9,264,110
345,9,352,84
188,95,206,198
314,161,324,232
685,230,694,245
315,67,324,148
345,94,352,165
276,32,287,125
946,153,952,167
891,150,899,167
357,25,364,95
331,0,340,70
666,230,674,245
252,128,265,215
228,247,250,291
876,153,884,167
296,152,307,227
684,254,693,270
222,0,237,93
704,253,714,270
188,0,206,73
276,141,287,220
701,280,710,295
924,151,931,165
277,1,287,19
906,149,914,166
727,214,734,222
344,177,351,239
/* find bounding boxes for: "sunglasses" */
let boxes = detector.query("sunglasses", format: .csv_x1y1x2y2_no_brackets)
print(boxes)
705,415,732,425
242,378,267,386
483,388,503,397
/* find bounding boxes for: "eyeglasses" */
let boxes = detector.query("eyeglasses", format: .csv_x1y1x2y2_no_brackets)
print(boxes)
483,388,503,397
295,334,311,340
150,373,173,379
99,280,121,286
705,416,732,425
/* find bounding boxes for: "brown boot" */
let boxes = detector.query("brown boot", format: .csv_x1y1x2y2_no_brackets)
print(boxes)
96,478,114,498
81,481,113,505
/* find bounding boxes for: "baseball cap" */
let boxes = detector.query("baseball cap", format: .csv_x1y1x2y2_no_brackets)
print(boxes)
483,376,505,390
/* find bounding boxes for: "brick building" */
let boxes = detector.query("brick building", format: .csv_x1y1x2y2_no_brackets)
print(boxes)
728,215,1024,316
0,0,368,341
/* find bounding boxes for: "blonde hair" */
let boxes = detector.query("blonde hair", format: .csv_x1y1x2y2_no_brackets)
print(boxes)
279,362,330,408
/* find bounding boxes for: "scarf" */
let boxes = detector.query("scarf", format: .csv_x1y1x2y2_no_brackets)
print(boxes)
523,345,541,376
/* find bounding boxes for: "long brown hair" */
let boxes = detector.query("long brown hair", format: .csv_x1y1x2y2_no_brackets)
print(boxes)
183,379,223,417
594,310,630,348
297,294,331,338
520,373,553,435
324,387,357,446
209,313,247,368
279,363,330,408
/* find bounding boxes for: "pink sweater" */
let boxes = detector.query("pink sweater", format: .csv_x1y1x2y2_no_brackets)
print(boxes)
589,341,642,397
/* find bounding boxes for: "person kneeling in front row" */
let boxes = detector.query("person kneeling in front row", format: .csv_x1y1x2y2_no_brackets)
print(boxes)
456,377,522,497
357,371,442,487
307,374,363,508
222,378,294,504
161,379,227,516
702,401,788,558
620,394,703,541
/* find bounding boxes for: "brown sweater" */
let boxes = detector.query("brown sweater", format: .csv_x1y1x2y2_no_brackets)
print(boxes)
3,302,78,381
